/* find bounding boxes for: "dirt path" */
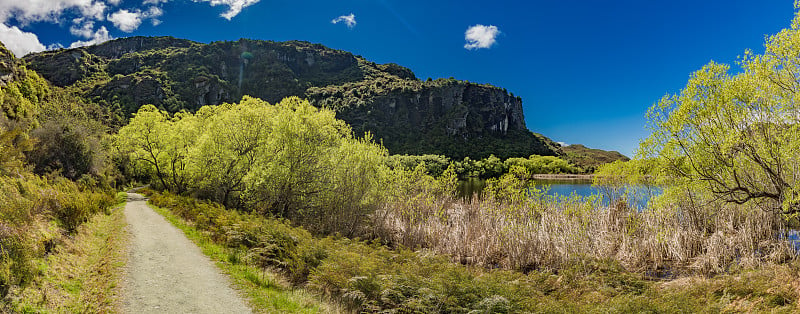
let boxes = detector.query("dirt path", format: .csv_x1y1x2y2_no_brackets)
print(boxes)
122,193,252,313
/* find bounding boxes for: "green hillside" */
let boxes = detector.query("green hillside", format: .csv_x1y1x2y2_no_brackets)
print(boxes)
25,37,561,159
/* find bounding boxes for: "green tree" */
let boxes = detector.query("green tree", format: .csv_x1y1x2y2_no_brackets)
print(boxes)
116,96,389,236
641,5,800,215
243,96,351,218
311,134,387,235
189,97,273,207
114,105,171,189
114,105,199,192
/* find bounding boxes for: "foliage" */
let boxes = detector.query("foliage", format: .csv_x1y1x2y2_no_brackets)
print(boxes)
640,6,800,216
115,96,388,236
0,174,114,302
385,154,451,177
188,100,271,207
0,118,34,176
113,104,199,193
28,121,98,180
0,47,119,304
0,47,120,185
0,67,50,176
593,159,662,208
0,69,49,124
26,89,120,185
561,144,630,173
451,154,582,179
504,154,583,176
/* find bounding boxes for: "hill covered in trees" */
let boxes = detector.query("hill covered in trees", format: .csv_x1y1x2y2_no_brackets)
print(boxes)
561,144,630,172
23,36,566,159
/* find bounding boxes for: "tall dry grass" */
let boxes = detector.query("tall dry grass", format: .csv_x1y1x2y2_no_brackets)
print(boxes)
373,167,796,276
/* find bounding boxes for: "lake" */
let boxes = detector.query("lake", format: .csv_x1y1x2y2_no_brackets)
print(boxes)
458,177,659,208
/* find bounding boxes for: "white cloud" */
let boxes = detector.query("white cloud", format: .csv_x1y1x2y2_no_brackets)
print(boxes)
0,0,107,24
0,23,45,56
147,6,163,18
70,20,96,38
69,25,111,48
108,9,141,32
0,0,258,55
194,0,260,20
0,0,257,28
464,24,500,50
79,1,106,20
331,13,356,29
106,6,162,32
47,42,64,50
146,6,163,26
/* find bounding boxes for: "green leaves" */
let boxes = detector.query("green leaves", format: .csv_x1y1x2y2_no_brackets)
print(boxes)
115,96,388,235
639,9,800,215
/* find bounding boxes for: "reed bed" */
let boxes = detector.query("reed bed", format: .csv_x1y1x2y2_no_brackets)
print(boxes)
374,175,796,275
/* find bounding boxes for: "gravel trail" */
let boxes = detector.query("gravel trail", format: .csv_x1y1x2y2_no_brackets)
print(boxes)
122,193,251,313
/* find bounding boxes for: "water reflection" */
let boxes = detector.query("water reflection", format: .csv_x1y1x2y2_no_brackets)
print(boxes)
457,178,659,209
457,178,486,200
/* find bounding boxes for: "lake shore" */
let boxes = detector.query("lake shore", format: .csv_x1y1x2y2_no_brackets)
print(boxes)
532,174,595,180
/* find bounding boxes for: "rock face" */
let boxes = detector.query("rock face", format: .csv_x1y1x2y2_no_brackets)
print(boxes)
0,43,24,86
24,36,560,158
306,77,554,158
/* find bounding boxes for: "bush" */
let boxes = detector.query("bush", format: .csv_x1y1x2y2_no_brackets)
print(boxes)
0,174,114,298
119,97,388,237
28,121,98,180
385,154,451,177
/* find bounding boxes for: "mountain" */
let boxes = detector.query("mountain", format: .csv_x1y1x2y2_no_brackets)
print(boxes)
24,36,560,159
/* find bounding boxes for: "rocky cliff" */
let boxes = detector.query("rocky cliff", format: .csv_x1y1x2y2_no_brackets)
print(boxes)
305,71,556,158
0,44,25,86
24,36,560,158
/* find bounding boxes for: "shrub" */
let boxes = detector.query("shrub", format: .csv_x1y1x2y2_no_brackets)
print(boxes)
0,174,114,298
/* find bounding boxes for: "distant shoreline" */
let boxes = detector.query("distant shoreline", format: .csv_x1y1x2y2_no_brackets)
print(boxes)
532,174,594,180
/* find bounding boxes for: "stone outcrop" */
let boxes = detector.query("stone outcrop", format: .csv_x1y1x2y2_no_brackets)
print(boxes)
0,43,24,86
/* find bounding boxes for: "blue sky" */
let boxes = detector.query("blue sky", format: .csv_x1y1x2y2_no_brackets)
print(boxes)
0,0,795,156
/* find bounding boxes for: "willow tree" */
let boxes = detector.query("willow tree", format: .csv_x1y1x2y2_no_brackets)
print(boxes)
114,105,200,192
642,6,800,216
243,96,352,218
188,97,273,207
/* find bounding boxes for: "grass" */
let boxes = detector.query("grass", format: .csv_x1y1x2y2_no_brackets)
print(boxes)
146,199,342,313
9,202,128,313
142,188,800,313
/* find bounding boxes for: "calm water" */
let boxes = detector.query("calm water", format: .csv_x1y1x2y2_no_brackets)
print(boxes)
534,179,598,198
458,178,659,208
